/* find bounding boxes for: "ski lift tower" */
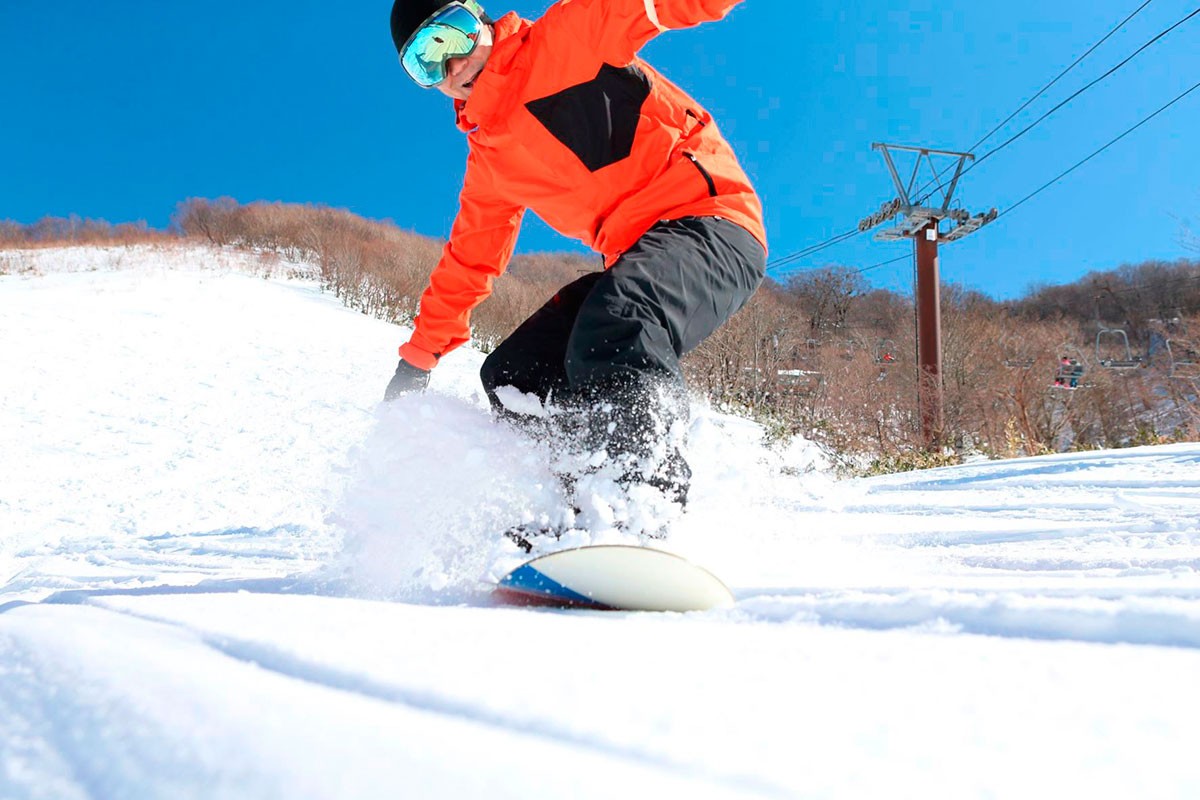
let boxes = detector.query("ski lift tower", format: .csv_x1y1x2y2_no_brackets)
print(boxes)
860,142,997,449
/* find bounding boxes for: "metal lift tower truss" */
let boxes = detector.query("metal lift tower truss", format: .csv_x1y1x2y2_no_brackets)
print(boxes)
858,142,997,449
866,143,997,242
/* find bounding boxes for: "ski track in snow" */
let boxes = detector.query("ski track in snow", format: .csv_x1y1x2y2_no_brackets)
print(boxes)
3,245,1200,798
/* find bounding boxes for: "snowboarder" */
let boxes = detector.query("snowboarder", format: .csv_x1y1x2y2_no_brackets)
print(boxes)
382,0,767,532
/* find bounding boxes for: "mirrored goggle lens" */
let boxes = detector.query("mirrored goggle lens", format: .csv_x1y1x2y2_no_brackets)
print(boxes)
400,4,482,87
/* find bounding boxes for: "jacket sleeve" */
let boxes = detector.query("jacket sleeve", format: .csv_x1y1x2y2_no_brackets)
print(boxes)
400,145,524,370
536,0,744,66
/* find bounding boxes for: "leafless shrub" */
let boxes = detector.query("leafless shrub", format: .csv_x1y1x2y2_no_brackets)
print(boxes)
0,215,173,248
171,198,444,324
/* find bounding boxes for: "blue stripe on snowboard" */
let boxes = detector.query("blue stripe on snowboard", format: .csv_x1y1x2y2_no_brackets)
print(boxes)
499,563,601,606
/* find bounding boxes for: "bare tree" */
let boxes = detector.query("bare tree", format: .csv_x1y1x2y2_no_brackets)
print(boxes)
783,266,868,336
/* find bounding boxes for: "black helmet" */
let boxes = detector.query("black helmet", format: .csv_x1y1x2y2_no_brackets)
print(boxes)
390,0,471,53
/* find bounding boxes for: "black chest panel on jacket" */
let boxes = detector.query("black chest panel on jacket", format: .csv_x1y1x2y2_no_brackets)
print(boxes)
524,63,652,173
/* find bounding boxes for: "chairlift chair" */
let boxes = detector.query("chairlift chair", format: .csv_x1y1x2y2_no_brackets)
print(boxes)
1052,345,1088,390
1167,338,1200,380
1095,328,1143,370
1000,332,1035,369
873,338,897,365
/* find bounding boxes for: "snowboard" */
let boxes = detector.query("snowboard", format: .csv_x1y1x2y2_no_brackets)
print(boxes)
493,544,734,612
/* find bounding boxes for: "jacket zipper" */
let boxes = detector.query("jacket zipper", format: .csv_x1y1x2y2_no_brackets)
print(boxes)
684,152,718,197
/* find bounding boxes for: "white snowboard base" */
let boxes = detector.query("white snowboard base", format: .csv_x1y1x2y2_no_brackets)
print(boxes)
493,544,734,612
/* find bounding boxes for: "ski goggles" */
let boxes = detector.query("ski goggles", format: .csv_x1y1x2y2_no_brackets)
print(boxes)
399,1,485,88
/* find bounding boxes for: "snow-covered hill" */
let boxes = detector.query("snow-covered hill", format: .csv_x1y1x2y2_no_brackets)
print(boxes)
2,245,1199,799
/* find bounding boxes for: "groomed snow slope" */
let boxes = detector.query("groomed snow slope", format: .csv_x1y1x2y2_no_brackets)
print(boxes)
2,245,1199,799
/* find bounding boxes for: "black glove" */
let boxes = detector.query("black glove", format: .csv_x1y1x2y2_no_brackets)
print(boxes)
384,358,430,401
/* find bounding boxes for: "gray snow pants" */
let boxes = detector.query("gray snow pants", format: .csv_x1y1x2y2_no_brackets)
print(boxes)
479,216,766,503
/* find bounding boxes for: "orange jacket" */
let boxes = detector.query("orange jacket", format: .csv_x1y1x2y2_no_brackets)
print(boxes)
400,0,766,370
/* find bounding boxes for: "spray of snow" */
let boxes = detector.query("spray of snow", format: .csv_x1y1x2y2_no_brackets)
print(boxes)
331,381,830,601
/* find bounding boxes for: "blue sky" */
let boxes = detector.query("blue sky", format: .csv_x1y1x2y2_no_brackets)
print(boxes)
2,0,1197,299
